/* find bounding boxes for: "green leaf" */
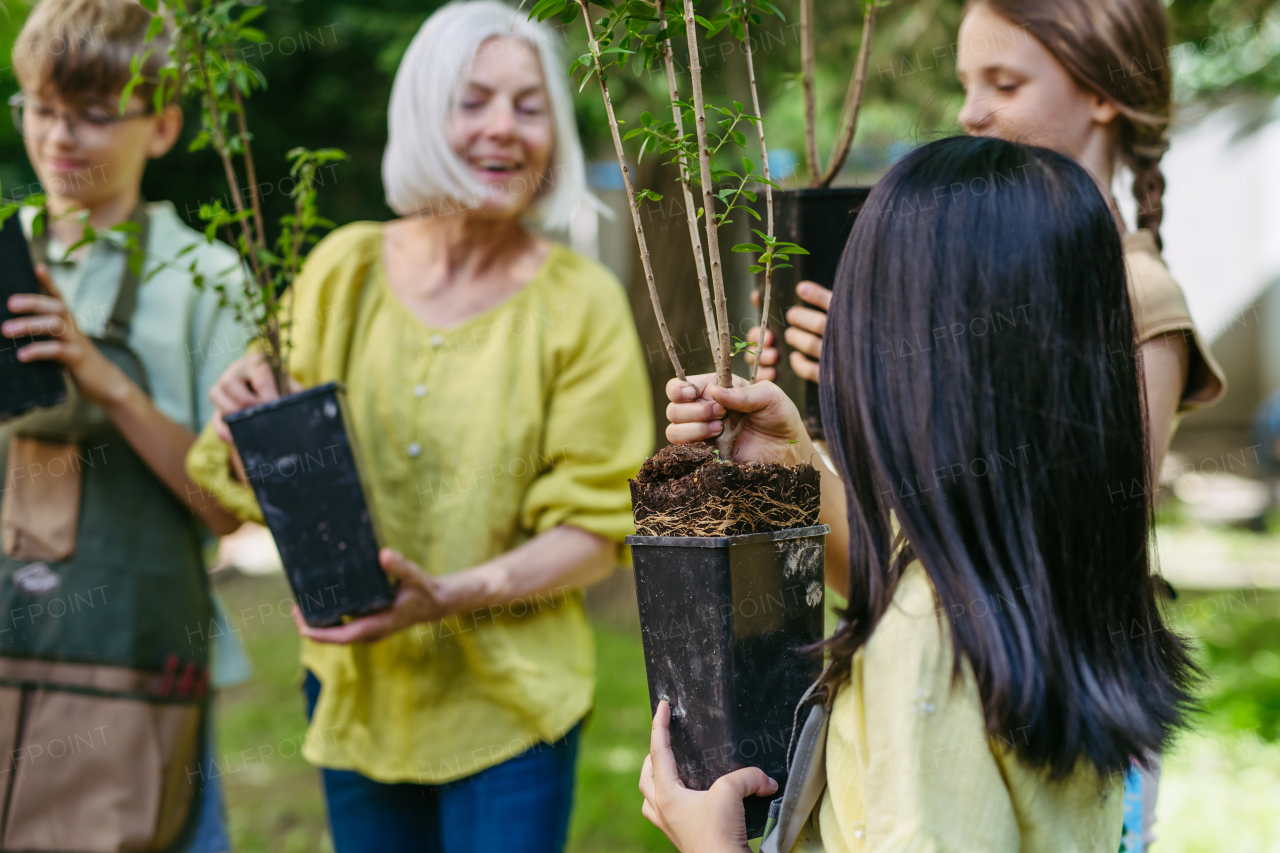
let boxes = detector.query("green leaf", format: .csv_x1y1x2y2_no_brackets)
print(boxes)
145,15,164,43
530,0,565,20
732,243,763,252
137,0,157,10
119,77,140,114
110,220,142,233
748,264,764,274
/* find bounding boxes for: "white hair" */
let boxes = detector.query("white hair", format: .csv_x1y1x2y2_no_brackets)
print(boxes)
382,0,592,229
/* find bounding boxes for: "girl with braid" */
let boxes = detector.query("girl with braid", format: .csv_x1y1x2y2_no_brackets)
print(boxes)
753,0,1226,468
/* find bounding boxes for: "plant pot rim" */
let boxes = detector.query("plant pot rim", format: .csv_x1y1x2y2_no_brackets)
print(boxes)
626,523,830,549
224,380,345,424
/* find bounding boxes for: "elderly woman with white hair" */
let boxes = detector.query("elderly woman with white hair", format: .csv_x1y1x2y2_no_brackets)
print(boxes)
185,2,651,850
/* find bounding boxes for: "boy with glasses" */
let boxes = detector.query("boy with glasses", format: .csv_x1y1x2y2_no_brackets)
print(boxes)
0,0,252,850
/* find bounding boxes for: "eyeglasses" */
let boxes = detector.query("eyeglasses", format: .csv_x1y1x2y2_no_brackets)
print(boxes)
9,93,152,150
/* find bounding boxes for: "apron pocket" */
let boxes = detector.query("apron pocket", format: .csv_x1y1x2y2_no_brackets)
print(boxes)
1,437,83,562
2,688,200,852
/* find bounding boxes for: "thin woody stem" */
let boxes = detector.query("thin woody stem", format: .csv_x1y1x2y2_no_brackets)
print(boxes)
227,61,285,390
657,0,720,367
683,0,731,390
818,0,878,187
227,65,268,255
577,0,686,381
742,15,773,387
800,0,820,184
196,49,284,389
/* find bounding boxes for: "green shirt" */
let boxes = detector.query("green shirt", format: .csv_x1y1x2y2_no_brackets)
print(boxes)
187,222,653,783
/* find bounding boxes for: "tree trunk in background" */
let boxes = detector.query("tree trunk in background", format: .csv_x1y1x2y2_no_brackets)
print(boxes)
627,157,712,453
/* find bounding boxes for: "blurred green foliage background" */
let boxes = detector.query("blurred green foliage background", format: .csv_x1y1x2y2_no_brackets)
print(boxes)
5,0,1278,234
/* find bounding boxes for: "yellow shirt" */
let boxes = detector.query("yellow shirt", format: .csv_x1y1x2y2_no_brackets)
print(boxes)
812,562,1123,852
186,222,653,783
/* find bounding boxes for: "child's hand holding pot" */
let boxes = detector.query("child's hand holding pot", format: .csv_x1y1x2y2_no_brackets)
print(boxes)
639,700,777,853
2,265,130,405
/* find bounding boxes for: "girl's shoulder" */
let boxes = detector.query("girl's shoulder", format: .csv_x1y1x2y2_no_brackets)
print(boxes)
1122,229,1190,342
866,561,949,659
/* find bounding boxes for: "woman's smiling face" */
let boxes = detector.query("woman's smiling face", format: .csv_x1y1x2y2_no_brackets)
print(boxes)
449,35,554,220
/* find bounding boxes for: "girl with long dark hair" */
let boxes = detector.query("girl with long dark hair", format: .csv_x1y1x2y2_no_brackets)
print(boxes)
645,136,1197,852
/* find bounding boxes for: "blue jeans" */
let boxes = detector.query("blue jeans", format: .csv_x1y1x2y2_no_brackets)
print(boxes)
303,671,582,853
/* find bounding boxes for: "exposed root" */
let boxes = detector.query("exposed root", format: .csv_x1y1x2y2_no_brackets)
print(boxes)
633,484,818,537
630,443,821,538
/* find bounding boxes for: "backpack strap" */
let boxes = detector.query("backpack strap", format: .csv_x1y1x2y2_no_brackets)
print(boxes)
28,201,150,346
102,203,150,346
761,664,837,853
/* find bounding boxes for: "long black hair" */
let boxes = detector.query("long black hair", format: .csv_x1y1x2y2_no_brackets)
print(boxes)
819,135,1197,778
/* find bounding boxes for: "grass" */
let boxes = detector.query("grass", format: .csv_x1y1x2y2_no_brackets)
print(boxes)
212,567,1280,853
1153,587,1280,852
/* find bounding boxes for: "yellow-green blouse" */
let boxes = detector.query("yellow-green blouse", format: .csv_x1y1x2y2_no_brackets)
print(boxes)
186,222,653,783
800,562,1123,852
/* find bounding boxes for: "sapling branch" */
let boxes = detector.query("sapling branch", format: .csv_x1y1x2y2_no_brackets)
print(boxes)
228,64,268,256
194,46,284,389
799,0,819,183
656,0,719,367
818,0,878,187
576,0,686,382
740,12,773,386
683,0,733,396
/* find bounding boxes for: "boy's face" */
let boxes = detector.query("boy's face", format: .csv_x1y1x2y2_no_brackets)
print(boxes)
20,88,182,210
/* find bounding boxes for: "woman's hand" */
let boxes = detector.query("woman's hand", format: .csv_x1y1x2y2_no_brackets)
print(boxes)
665,374,805,466
639,700,776,853
292,548,450,644
208,353,302,482
2,265,130,406
208,352,300,443
744,281,832,383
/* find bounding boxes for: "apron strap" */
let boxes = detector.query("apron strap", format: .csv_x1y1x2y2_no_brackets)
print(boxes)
29,201,150,346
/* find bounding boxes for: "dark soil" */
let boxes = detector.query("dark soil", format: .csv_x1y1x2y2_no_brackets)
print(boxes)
630,443,821,537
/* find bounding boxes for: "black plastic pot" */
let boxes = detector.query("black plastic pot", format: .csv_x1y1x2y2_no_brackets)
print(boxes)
0,212,67,422
768,187,871,440
626,524,829,838
225,382,393,627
